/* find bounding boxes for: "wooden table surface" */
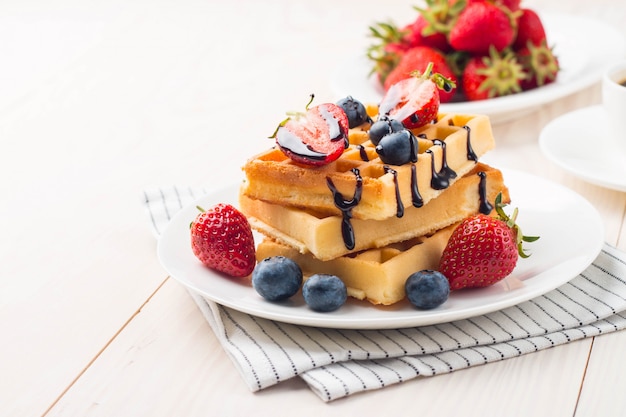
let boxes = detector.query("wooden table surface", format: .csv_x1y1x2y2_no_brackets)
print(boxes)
2,0,626,416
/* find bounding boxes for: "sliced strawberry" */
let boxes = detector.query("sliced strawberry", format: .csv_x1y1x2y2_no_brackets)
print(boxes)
270,95,349,167
383,46,458,103
190,204,256,278
379,62,455,129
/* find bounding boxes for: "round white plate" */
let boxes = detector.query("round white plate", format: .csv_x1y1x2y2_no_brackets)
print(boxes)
539,105,626,192
331,13,626,124
158,169,604,329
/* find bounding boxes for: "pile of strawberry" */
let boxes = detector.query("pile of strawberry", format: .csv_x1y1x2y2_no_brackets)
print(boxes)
368,0,559,102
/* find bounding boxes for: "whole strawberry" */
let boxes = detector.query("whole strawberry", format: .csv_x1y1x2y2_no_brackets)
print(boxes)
512,8,547,50
190,203,256,278
461,46,526,101
270,94,349,167
517,41,559,90
379,62,456,129
383,46,458,103
439,194,538,290
367,21,411,85
449,1,516,55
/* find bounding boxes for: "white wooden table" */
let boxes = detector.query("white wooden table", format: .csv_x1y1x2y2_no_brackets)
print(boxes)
2,1,626,415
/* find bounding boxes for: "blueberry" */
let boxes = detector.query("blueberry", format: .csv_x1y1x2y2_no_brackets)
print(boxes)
375,129,418,165
368,116,404,145
405,270,450,310
252,256,303,302
336,96,372,128
302,274,347,312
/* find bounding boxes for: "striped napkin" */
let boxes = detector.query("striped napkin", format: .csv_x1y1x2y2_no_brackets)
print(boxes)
144,186,626,402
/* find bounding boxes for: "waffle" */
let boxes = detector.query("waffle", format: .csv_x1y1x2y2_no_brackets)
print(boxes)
240,163,509,261
242,113,495,221
256,224,456,306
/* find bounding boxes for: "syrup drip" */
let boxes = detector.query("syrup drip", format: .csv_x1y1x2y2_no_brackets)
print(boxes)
463,126,478,162
326,168,363,250
426,140,457,190
408,131,418,163
432,139,457,180
357,144,369,161
477,171,493,214
410,164,423,207
384,166,404,217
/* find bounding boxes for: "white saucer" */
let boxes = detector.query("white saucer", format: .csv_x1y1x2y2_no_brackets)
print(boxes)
539,105,626,192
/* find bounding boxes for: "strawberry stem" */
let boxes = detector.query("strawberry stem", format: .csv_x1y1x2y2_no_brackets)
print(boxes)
410,62,457,92
493,192,539,258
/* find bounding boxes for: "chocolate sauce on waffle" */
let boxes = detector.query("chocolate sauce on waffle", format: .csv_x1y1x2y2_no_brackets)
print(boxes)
384,166,404,217
464,125,478,162
477,171,493,214
326,168,363,250
410,164,424,208
427,139,457,190
357,144,369,161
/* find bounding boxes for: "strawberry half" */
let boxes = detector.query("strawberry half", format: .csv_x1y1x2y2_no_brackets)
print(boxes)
383,46,458,103
270,94,349,167
379,62,456,129
439,194,539,290
190,203,256,278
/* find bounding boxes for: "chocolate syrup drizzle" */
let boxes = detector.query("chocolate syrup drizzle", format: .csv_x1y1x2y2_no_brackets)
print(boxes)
384,166,404,217
326,168,363,250
477,171,493,214
410,164,423,208
426,139,457,190
329,124,479,249
357,144,369,161
464,126,478,161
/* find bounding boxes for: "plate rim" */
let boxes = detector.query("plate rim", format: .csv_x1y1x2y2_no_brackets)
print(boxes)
157,169,605,329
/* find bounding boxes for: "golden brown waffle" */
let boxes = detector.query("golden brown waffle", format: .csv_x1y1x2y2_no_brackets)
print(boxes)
242,113,495,221
256,224,456,306
240,163,509,261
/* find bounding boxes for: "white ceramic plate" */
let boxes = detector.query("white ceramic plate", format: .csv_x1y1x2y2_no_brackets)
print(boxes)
539,105,626,192
331,13,626,124
158,169,604,329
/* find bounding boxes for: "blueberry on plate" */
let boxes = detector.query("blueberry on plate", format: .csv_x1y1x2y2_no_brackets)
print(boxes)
405,270,450,310
368,116,404,145
302,274,347,312
336,96,372,128
252,256,303,302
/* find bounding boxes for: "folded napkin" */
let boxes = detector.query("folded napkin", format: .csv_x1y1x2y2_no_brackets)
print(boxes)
144,186,626,402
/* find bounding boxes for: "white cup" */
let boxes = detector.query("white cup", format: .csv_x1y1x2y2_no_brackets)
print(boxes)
602,61,626,156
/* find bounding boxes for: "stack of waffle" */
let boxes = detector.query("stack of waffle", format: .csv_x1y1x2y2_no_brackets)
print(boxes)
239,111,509,305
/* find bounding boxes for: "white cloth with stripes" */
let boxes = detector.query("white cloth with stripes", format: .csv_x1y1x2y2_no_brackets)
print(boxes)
144,186,626,402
